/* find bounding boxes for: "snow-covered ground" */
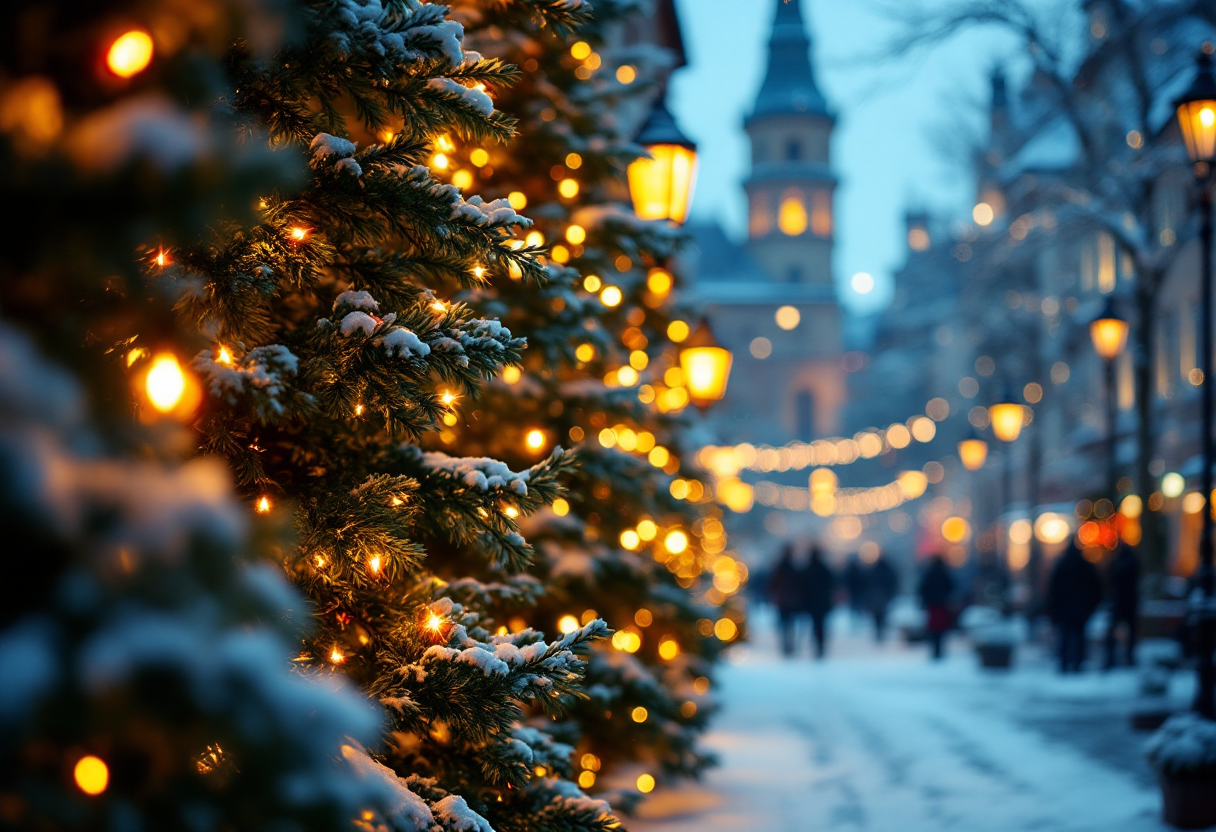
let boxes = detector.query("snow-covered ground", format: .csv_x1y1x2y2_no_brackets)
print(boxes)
630,606,1195,832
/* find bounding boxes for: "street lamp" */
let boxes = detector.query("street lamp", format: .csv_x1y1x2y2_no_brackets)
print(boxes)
1089,296,1129,501
628,90,698,225
1175,46,1216,718
958,432,989,471
989,394,1025,443
679,319,733,410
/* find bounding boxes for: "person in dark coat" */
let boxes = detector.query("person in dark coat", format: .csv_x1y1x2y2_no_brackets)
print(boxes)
842,555,868,627
767,545,804,657
1047,542,1103,673
918,556,955,661
867,553,899,643
1103,543,1141,669
801,547,835,659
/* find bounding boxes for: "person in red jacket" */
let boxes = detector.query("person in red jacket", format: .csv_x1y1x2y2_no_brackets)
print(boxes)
918,555,956,661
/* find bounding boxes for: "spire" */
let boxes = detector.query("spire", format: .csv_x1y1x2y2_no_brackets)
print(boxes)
750,0,829,121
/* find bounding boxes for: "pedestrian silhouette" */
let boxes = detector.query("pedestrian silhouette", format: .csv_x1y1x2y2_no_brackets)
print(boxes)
1103,541,1140,669
918,555,955,661
767,544,804,657
867,552,899,643
1047,542,1102,673
842,554,867,629
802,546,835,659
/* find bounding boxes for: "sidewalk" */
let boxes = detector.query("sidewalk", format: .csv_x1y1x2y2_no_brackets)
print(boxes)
629,609,1184,832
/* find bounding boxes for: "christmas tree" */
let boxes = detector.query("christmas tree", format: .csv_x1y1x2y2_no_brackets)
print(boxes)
2,0,739,828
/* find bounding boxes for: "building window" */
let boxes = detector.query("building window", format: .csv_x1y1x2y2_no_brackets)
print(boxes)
786,139,801,161
1098,231,1116,292
778,189,808,236
811,190,833,237
787,265,801,283
750,196,774,237
795,390,814,440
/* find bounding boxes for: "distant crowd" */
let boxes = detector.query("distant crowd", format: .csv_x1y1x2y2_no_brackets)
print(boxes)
760,540,1141,672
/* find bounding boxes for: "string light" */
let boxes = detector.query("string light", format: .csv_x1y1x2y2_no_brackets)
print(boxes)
145,353,185,413
600,286,622,307
525,429,546,451
256,496,272,513
106,30,154,78
558,615,579,634
636,774,655,793
559,178,580,199
330,647,345,663
216,346,233,365
631,707,648,723
368,555,382,574
425,612,446,634
74,756,109,796
289,227,309,242
154,248,169,267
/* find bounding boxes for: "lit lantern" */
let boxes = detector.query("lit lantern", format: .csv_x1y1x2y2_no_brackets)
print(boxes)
678,319,732,410
1089,296,1129,361
1174,50,1216,166
989,395,1025,443
957,433,989,471
627,91,698,225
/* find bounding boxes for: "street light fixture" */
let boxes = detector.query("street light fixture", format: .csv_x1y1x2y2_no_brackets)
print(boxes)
1175,46,1216,718
679,319,733,410
958,432,990,471
628,90,698,225
1089,296,1129,501
989,394,1025,444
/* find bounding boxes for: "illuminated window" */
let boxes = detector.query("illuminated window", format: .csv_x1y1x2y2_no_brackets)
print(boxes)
786,139,801,161
750,197,774,237
908,226,930,251
1118,352,1134,410
811,190,833,237
778,191,808,236
1098,232,1116,292
795,391,814,440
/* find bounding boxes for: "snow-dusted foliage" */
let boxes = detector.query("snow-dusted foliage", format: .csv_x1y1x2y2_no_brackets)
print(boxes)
1146,713,1216,777
0,325,394,831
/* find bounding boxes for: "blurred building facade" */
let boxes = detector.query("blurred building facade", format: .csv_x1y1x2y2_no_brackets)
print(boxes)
848,1,1216,587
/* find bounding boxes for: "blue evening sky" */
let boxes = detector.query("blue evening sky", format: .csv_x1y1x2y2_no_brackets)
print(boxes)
670,0,1023,315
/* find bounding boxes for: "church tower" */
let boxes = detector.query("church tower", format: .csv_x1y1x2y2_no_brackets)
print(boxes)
744,0,836,287
685,0,844,446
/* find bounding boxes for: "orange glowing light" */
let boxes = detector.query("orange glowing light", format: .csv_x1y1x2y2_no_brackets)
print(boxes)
106,30,154,78
330,647,345,663
368,555,382,574
216,346,233,365
289,227,309,242
74,755,109,795
256,496,272,513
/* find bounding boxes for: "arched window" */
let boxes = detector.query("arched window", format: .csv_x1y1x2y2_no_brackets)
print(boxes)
778,189,808,236
795,390,815,440
785,139,801,161
750,196,774,237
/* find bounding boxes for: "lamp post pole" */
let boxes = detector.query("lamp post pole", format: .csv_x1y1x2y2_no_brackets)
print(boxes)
1174,47,1216,717
1105,358,1119,501
1196,175,1214,717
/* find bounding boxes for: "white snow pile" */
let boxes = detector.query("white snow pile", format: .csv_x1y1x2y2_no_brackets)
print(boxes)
309,133,362,177
427,78,494,117
449,194,530,227
413,449,532,494
432,794,495,832
340,744,434,832
544,778,614,824
1146,713,1216,776
66,95,210,173
423,620,601,679
193,344,300,419
329,291,432,359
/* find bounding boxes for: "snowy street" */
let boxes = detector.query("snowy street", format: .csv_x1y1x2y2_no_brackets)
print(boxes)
631,608,1188,832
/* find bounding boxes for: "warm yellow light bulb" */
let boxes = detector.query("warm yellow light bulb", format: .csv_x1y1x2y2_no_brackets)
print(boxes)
106,30,154,78
636,773,655,793
74,756,109,796
664,530,689,554
368,555,381,573
289,227,309,241
426,612,445,632
216,346,233,365
558,615,580,634
559,178,580,199
330,647,345,663
600,286,622,307
525,429,546,451
256,496,272,513
145,353,185,413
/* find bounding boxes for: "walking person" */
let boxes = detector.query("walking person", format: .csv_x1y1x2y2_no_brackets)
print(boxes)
867,552,899,643
767,545,804,658
918,555,955,661
1047,541,1103,674
842,554,867,630
802,547,835,659
1103,541,1140,669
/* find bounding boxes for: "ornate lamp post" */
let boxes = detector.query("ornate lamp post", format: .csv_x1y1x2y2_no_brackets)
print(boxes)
679,319,733,410
1089,296,1129,501
628,91,699,225
989,393,1025,572
1176,47,1216,717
